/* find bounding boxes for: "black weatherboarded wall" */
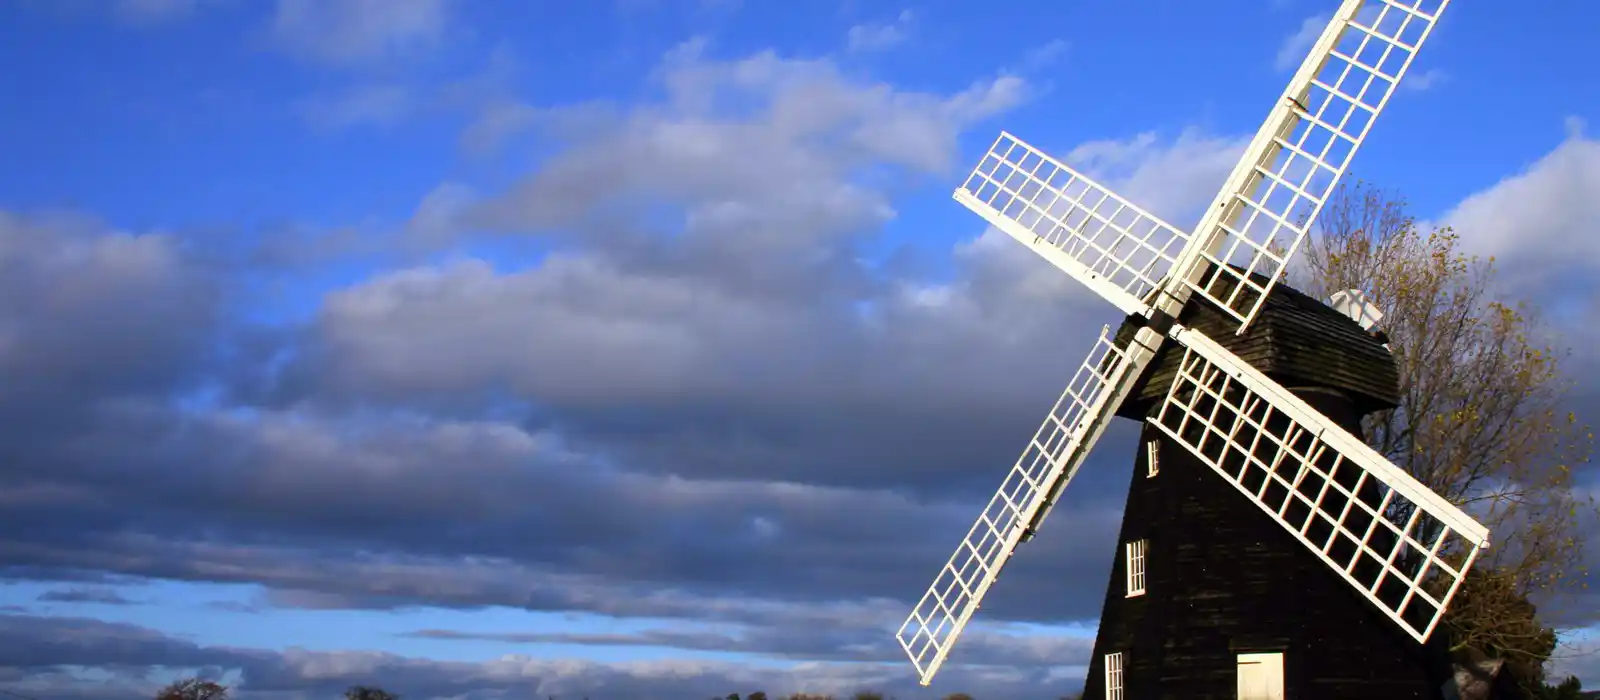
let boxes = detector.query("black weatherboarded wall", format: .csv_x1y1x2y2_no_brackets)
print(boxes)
1079,279,1451,700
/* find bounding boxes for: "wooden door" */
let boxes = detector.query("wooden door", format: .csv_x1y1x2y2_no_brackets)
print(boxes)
1237,652,1285,700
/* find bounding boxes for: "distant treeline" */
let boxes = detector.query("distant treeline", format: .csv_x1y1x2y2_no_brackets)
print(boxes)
146,675,1592,700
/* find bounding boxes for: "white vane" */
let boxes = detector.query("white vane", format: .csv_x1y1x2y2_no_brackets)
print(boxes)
897,327,1137,675
1330,288,1386,330
953,133,1193,317
898,0,1489,686
1153,329,1486,643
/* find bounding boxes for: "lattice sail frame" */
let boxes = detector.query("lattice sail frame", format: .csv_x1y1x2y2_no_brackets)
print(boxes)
898,0,1479,686
953,133,1192,316
1180,0,1451,333
954,0,1451,334
898,326,1135,682
1154,331,1489,642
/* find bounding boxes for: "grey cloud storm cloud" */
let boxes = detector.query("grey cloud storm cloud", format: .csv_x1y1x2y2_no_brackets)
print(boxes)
1,18,1597,700
34,586,140,606
0,41,1152,700
0,613,1091,700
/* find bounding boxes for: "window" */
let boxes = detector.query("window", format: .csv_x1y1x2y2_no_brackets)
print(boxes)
1145,439,1159,477
1125,539,1147,597
1105,651,1125,700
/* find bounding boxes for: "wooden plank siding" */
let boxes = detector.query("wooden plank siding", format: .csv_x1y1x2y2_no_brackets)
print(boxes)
1113,273,1400,421
1081,279,1451,700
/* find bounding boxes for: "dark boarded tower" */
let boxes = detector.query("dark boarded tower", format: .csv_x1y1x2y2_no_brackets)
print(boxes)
1079,276,1450,700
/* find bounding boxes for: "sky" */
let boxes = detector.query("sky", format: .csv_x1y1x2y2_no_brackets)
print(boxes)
0,0,1597,698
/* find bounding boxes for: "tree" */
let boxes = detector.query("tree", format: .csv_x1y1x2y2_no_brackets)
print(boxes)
345,686,399,700
155,678,228,700
1538,675,1583,700
1298,181,1597,687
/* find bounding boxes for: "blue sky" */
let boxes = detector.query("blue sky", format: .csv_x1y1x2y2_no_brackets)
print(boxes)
0,1,1597,699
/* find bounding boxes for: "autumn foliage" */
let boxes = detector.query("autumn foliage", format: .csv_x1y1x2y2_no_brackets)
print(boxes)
1300,181,1597,688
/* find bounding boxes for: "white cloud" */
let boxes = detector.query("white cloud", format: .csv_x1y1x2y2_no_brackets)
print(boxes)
1062,127,1251,227
846,10,914,53
1435,119,1600,400
115,0,205,23
1549,627,1600,685
296,83,415,131
1275,13,1329,73
466,40,1029,234
1019,38,1069,73
1442,121,1600,292
458,99,542,153
269,0,451,67
1402,67,1448,92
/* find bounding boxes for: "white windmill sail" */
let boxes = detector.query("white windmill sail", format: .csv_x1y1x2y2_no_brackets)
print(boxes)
1152,330,1489,643
897,0,1479,687
953,132,1193,317
1178,0,1452,334
896,326,1140,683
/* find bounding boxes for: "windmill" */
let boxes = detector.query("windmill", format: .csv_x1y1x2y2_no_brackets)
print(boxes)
895,1,1491,697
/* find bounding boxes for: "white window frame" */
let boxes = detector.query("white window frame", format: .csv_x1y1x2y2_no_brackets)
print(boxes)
1145,438,1159,477
1105,651,1125,700
1125,539,1147,597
